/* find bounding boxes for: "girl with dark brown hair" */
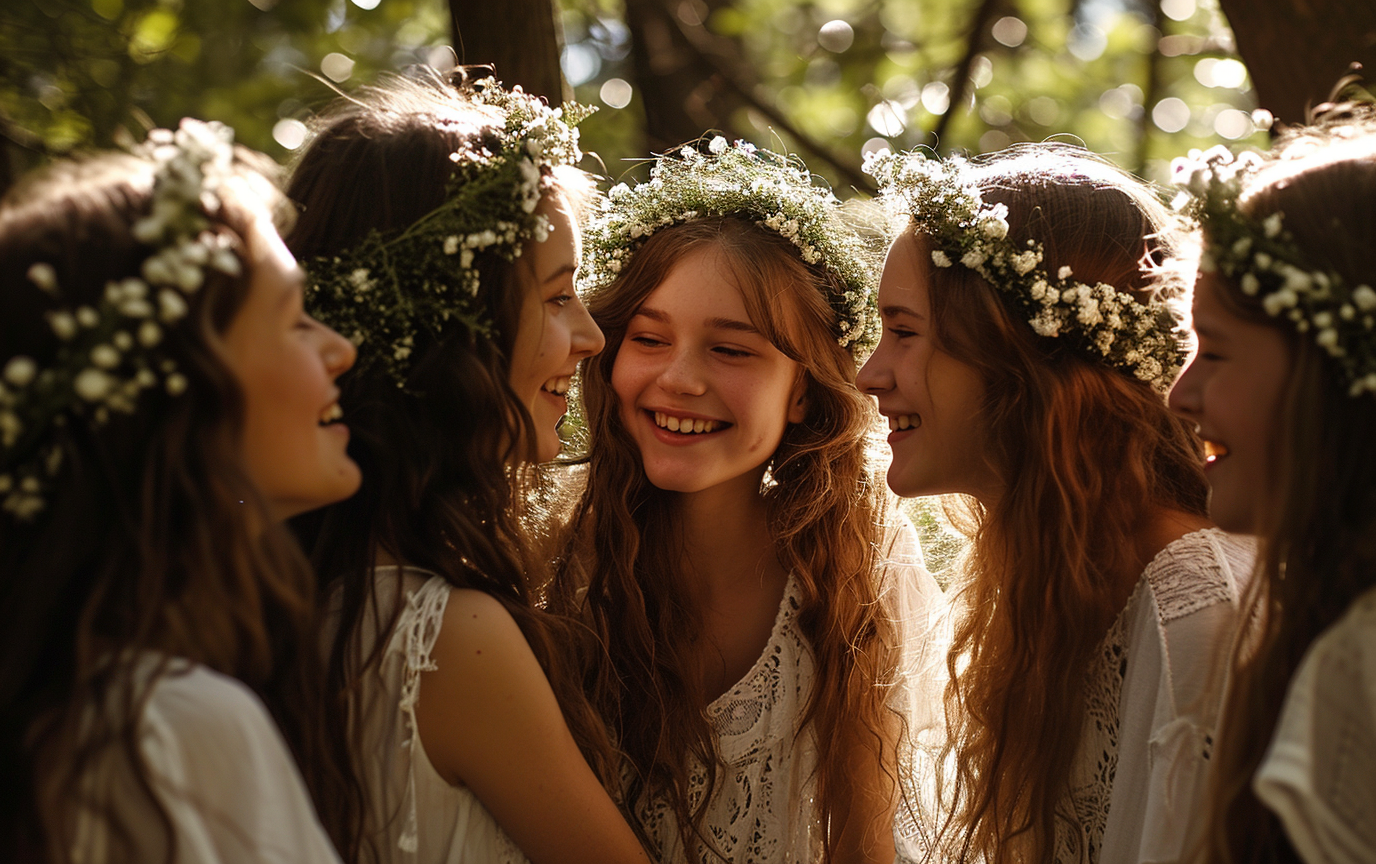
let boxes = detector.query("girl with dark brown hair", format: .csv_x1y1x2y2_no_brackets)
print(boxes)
1170,109,1376,864
557,138,946,864
0,121,362,863
288,71,649,864
859,143,1253,863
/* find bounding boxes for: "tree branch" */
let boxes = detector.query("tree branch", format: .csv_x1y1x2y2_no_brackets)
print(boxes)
929,0,1003,151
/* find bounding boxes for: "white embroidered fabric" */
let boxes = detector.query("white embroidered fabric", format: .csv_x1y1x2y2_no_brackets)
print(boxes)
1255,583,1376,864
637,517,947,864
1057,528,1254,864
343,567,527,864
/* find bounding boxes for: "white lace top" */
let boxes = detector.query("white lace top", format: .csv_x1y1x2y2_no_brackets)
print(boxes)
1254,583,1376,863
636,517,946,864
73,658,342,864
342,567,527,864
1057,528,1255,863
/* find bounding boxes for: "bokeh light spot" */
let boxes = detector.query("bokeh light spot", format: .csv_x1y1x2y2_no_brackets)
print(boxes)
600,77,633,109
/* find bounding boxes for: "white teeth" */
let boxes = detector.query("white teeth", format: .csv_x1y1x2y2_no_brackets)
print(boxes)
887,414,919,431
542,376,571,396
319,403,343,425
653,412,717,434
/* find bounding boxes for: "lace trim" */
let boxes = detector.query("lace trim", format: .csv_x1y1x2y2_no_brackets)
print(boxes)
639,576,819,862
390,572,450,854
1144,529,1242,624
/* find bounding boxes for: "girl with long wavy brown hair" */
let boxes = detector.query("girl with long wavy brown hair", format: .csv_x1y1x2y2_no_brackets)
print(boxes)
859,143,1253,864
0,122,363,863
287,71,650,864
554,138,945,864
1170,108,1376,864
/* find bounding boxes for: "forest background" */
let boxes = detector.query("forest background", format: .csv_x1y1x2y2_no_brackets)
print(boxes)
3,0,1374,567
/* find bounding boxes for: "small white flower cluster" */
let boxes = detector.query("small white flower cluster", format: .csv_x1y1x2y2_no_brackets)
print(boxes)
0,120,243,520
306,78,591,386
583,137,880,352
1172,144,1376,396
865,148,1186,392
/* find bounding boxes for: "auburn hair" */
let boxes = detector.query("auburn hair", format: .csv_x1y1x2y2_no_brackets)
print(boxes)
919,146,1208,862
0,150,363,862
1198,110,1376,864
552,216,903,862
285,68,622,812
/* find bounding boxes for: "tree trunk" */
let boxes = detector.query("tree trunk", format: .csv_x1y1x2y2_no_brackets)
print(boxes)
448,0,568,103
1217,0,1376,125
623,0,742,153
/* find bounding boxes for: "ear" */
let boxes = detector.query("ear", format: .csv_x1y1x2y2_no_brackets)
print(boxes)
786,372,808,424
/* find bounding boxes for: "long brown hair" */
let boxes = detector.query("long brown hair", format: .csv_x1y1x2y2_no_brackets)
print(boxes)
918,146,1208,862
1200,113,1376,864
285,69,621,805
0,150,362,862
554,216,902,861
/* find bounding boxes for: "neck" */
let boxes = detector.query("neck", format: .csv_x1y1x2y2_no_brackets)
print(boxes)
674,470,781,607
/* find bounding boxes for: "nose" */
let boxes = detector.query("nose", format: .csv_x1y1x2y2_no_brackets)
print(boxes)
658,347,707,396
571,297,606,359
1167,357,1200,419
318,318,357,379
855,342,893,395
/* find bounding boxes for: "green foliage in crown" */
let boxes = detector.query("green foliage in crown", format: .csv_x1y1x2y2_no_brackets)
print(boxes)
304,78,594,385
581,137,881,354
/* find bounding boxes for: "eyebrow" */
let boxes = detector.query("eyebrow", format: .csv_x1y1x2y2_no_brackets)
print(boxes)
880,303,925,320
542,262,577,284
632,307,761,335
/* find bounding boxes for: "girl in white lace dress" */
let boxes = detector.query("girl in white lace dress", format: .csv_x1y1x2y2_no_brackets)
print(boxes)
553,139,948,864
0,124,361,862
288,72,650,864
858,144,1254,864
1169,108,1376,863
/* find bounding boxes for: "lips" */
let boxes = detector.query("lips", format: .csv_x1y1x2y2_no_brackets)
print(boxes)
1204,440,1229,465
542,375,572,397
318,402,343,426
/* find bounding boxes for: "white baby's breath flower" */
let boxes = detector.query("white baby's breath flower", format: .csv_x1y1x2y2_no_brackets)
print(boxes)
1263,212,1283,238
444,235,461,255
138,321,162,347
48,312,78,341
90,345,120,370
74,368,113,401
4,357,36,387
931,250,952,268
1353,285,1376,311
1240,273,1261,295
27,263,58,294
164,372,188,396
961,250,986,269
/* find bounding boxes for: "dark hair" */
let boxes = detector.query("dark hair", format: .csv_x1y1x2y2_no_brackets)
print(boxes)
0,149,362,862
1200,111,1376,864
918,145,1209,862
553,216,903,862
286,69,621,813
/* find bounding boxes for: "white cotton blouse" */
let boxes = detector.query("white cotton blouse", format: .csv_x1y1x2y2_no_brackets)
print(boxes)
342,566,528,864
72,658,342,864
1254,583,1376,863
636,516,947,864
1057,528,1255,863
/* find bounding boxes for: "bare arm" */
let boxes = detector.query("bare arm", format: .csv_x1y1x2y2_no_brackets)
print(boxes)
414,588,650,864
830,710,901,864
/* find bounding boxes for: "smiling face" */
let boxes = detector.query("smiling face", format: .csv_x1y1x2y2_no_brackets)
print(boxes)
856,230,996,500
1168,271,1294,534
610,245,807,498
221,215,361,520
507,191,607,462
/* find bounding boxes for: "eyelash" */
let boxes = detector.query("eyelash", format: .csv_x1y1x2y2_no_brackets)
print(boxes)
548,293,575,307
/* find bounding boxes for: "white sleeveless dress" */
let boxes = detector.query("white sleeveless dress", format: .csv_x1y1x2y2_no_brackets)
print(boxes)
343,566,528,864
1255,583,1376,863
636,517,946,864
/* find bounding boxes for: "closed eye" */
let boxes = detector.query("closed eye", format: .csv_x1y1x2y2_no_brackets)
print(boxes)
712,345,754,358
548,293,575,307
629,335,667,349
886,326,919,339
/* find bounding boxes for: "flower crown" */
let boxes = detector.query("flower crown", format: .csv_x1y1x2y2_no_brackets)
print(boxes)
864,148,1188,393
304,78,593,386
581,137,881,353
0,120,244,520
1171,144,1376,397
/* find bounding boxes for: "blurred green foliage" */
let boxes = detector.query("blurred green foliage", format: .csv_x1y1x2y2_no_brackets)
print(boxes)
4,0,1265,187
